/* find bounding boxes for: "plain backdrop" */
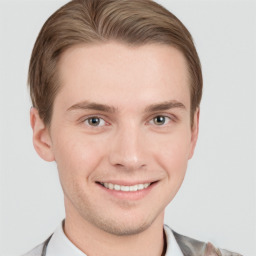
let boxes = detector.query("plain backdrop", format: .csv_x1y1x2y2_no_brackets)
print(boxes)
0,1,255,256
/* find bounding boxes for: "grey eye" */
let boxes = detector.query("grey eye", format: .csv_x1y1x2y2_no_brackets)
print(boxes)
86,117,105,126
153,116,167,125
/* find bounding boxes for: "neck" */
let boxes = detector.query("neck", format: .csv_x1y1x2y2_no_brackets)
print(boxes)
64,209,166,256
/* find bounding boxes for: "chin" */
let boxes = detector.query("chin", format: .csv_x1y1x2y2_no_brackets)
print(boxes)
80,207,157,236
94,217,154,236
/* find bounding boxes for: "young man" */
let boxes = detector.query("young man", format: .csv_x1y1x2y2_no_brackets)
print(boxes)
24,0,241,255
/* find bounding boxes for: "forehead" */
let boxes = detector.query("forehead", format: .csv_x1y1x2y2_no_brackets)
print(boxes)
55,42,190,110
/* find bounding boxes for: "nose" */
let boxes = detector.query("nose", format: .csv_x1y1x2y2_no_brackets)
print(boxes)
108,124,147,171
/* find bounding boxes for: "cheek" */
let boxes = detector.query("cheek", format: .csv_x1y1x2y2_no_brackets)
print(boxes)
153,131,191,177
51,131,106,183
158,138,190,202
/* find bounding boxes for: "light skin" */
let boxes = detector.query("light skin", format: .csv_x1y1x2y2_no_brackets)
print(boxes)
31,42,199,256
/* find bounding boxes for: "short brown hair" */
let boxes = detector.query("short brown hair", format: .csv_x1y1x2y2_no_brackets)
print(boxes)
28,0,202,125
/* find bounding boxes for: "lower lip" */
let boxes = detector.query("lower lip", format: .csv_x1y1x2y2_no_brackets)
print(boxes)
96,182,157,201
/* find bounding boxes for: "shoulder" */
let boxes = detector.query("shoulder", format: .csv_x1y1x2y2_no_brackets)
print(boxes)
165,226,242,256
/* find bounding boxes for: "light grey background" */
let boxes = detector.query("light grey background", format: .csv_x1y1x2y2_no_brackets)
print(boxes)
0,1,255,256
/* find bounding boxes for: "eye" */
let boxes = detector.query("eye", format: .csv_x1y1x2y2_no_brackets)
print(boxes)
150,115,171,126
84,116,106,127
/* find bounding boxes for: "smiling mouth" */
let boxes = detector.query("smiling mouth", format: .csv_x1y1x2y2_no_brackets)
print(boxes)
98,182,152,192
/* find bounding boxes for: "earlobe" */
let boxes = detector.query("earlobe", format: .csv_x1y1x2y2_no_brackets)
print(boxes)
30,108,55,162
188,108,200,159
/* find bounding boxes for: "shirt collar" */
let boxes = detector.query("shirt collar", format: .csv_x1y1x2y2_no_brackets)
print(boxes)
46,222,85,256
164,225,184,256
46,222,183,256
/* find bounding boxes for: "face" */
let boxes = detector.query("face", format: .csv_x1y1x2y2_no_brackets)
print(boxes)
31,42,199,236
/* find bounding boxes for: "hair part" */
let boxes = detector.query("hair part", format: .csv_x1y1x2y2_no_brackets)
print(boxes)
28,0,202,126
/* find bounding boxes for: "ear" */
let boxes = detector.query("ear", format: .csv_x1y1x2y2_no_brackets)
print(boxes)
30,107,55,162
188,108,200,159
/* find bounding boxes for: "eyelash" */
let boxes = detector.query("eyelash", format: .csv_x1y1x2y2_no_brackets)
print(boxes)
83,116,109,127
148,115,173,126
82,114,175,128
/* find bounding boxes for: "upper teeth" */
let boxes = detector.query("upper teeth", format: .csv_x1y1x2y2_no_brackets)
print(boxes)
101,182,150,191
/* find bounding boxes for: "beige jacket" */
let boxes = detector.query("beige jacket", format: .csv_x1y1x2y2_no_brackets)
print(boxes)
172,231,242,256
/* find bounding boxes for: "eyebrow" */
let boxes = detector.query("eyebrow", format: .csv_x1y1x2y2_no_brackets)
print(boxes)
67,100,186,113
144,100,186,112
67,101,117,113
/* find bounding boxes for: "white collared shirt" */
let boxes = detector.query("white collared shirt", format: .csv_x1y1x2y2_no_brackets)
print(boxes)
46,223,183,256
